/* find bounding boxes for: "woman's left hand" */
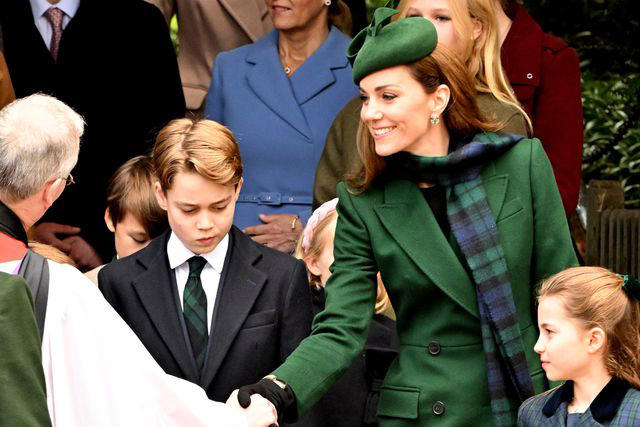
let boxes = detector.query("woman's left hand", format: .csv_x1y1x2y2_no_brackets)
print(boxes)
244,214,302,253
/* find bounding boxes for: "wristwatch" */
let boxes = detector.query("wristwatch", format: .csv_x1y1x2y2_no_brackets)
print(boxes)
263,374,287,390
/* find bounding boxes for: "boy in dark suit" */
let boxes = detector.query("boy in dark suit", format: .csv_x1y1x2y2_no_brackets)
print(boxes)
99,118,313,407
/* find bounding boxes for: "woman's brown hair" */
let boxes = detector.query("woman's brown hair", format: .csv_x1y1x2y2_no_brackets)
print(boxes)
538,267,640,389
348,44,501,192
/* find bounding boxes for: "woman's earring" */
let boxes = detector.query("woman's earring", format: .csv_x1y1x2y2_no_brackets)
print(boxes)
430,115,440,125
324,0,331,6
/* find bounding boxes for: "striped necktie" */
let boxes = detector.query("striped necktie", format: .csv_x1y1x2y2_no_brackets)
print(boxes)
44,7,64,62
184,256,208,371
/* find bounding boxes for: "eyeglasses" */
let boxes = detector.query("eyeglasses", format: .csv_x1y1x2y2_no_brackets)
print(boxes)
62,173,75,187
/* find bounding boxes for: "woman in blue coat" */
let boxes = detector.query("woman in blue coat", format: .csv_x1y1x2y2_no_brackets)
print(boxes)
204,0,359,253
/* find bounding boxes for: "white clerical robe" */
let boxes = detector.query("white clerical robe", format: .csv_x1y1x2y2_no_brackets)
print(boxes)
27,259,247,426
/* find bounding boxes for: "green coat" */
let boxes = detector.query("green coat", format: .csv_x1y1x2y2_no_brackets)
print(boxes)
274,138,577,426
312,93,528,208
0,272,50,427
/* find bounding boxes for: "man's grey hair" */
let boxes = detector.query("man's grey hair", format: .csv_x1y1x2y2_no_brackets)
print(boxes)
0,94,84,202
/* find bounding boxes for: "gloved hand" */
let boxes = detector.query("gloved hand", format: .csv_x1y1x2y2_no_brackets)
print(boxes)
237,378,296,424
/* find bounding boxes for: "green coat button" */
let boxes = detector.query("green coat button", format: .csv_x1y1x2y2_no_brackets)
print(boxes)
432,400,445,415
427,341,441,355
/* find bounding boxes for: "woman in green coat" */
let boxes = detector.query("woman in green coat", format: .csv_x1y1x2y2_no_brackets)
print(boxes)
236,9,577,427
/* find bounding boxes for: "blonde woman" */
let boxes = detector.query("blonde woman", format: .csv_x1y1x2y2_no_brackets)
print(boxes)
313,0,529,207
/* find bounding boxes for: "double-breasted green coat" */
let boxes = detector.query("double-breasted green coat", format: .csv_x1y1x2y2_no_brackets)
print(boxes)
274,138,578,425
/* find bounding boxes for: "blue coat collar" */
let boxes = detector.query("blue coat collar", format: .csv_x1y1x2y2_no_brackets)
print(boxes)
543,377,631,422
244,27,351,139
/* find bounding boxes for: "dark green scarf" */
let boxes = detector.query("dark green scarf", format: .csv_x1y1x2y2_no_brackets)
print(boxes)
388,132,535,426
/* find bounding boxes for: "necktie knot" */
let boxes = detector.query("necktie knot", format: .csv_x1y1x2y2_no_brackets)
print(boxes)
44,7,64,25
188,256,207,277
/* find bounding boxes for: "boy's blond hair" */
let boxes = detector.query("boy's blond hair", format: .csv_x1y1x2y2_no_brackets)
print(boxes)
152,118,242,192
106,155,167,239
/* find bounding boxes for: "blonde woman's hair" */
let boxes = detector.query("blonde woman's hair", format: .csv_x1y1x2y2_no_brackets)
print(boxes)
396,0,532,133
152,118,242,192
538,267,640,389
294,210,393,316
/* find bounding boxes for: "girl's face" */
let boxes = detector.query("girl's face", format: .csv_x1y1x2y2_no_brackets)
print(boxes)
534,295,593,382
403,0,465,56
308,218,337,286
359,65,448,157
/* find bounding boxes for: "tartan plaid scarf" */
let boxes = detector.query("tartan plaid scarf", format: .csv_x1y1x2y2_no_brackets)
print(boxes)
388,132,535,426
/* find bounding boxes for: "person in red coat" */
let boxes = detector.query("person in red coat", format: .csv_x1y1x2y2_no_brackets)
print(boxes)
497,0,584,216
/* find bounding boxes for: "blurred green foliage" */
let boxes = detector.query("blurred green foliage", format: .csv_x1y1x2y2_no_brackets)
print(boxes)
581,72,640,207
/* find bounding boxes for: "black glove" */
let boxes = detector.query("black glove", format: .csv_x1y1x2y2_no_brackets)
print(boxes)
237,378,296,423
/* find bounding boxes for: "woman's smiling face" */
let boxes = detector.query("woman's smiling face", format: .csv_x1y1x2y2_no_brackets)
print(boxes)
359,65,443,157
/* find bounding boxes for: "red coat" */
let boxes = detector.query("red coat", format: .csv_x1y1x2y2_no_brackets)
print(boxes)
501,5,583,215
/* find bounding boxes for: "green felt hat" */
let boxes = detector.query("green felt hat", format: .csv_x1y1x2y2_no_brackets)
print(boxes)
347,7,438,84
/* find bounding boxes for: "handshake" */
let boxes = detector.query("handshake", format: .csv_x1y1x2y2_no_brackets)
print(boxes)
226,378,295,427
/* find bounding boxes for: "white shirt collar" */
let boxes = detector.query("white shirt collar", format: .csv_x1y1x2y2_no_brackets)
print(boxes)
167,232,229,274
30,0,81,21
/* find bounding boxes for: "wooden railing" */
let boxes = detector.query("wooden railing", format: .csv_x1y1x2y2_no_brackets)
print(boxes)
586,180,640,275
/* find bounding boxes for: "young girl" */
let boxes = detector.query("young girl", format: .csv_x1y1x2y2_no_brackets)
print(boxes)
518,267,640,425
294,198,398,426
296,198,395,320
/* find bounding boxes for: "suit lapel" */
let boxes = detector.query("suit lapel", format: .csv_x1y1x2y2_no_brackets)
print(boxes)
131,235,200,383
288,28,350,105
218,0,268,42
372,164,509,319
374,180,480,318
245,32,312,140
201,228,267,388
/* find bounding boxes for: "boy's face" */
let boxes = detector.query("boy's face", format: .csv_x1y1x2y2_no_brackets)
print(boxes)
105,210,151,258
155,171,242,255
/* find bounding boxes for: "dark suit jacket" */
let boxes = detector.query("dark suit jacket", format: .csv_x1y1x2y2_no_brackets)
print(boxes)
0,0,185,260
98,226,313,405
